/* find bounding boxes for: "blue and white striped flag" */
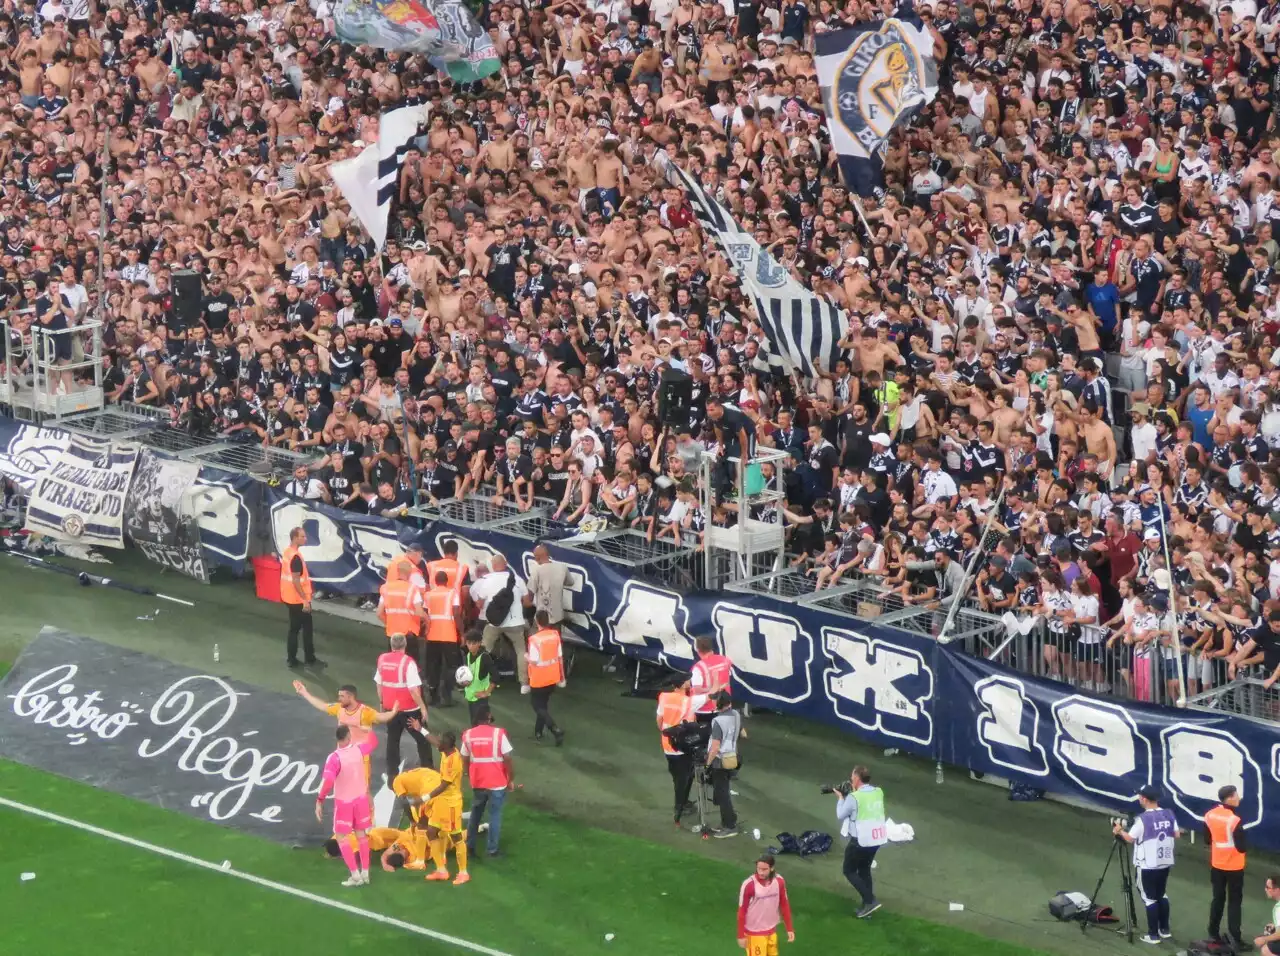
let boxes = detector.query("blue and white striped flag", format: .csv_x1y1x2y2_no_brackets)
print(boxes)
329,104,429,251
815,18,938,197
657,155,848,380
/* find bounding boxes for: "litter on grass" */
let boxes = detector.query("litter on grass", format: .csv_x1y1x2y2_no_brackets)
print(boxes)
949,902,965,912
604,934,615,942
220,861,232,870
21,872,36,881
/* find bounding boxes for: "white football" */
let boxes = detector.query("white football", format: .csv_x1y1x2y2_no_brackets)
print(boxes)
454,665,473,687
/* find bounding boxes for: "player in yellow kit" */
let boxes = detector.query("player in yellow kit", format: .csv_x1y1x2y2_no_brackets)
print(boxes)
325,765,442,873
324,826,429,871
416,727,468,885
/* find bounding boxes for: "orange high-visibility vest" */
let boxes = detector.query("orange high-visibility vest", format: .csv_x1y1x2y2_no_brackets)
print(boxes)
380,579,420,636
657,690,693,756
279,546,312,604
426,557,464,604
1206,805,1246,871
527,628,564,689
425,587,458,644
386,553,419,584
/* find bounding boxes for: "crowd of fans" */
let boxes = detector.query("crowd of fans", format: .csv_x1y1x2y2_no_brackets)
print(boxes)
2,0,1280,705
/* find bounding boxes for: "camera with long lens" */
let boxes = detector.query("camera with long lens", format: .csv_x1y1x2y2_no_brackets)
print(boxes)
820,781,852,796
1110,815,1133,836
662,720,710,760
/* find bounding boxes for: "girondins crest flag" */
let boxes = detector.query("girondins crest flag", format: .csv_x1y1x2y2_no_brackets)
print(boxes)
815,18,939,197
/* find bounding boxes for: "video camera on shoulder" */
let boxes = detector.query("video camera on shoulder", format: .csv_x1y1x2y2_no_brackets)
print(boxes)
662,719,710,758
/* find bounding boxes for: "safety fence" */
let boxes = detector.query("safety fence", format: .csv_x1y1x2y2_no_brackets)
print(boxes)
5,413,1280,851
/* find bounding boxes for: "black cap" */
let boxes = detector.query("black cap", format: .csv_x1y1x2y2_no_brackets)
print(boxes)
1138,785,1161,802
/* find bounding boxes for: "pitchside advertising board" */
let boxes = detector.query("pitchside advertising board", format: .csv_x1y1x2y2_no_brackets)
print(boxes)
264,490,1280,849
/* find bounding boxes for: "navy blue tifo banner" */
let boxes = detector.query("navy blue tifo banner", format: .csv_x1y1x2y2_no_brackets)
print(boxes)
3,411,1278,850
264,489,1280,850
0,418,256,574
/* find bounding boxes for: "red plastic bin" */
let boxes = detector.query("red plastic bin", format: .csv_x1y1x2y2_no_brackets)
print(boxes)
252,555,282,602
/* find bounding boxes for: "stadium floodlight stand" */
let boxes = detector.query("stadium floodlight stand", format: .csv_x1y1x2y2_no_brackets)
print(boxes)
700,446,790,590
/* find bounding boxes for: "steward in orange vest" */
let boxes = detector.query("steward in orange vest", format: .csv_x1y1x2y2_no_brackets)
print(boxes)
423,570,463,707
379,573,425,665
426,541,469,611
657,682,695,825
1206,785,1246,946
386,544,425,584
527,610,565,746
280,526,324,669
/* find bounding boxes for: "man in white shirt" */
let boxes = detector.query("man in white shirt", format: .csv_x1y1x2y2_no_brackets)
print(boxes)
469,556,531,691
1129,403,1159,463
285,464,329,501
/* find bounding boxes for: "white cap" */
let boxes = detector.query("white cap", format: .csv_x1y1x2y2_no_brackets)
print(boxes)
870,432,892,446
568,263,583,275
458,268,471,277
850,256,870,267
1143,528,1161,541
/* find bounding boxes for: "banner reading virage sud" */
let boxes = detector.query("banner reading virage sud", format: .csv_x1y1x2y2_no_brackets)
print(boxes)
0,418,256,574
25,434,139,547
263,489,1280,849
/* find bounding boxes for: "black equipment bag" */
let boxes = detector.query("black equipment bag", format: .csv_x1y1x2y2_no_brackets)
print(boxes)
485,570,517,625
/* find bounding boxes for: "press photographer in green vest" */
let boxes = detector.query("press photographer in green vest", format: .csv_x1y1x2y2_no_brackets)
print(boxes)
833,765,888,919
461,627,496,727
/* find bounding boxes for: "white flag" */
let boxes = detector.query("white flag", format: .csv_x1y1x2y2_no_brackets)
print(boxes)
329,103,429,250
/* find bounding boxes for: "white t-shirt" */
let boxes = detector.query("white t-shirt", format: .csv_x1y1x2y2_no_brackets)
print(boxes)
469,569,529,628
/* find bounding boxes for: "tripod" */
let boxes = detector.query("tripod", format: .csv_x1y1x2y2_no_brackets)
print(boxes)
1082,835,1139,944
688,761,712,838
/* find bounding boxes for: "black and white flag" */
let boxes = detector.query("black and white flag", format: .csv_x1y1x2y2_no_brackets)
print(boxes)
329,103,429,250
656,155,848,380
815,18,938,197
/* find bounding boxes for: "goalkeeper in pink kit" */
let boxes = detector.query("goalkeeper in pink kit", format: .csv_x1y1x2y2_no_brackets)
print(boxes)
316,721,389,886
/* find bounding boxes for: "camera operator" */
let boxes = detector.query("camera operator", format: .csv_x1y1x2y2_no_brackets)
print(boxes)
1112,785,1179,944
656,682,696,826
1206,785,1247,950
705,692,743,839
835,766,887,918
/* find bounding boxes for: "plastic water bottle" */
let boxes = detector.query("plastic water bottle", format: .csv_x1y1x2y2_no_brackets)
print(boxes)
213,644,220,664
935,762,944,785
882,748,899,757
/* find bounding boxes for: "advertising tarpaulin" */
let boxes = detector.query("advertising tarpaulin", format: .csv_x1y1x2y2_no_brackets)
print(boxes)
0,629,358,845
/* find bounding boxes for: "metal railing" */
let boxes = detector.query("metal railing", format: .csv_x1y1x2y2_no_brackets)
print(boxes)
981,616,1185,708
0,318,105,420
1185,676,1280,722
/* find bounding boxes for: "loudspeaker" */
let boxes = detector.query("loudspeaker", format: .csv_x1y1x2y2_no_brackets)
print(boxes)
172,269,203,326
657,368,693,427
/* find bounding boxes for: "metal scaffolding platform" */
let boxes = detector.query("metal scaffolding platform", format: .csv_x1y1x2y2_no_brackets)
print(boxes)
701,447,789,589
1,318,106,422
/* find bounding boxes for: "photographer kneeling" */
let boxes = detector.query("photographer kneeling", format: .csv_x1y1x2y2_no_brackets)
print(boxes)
705,692,743,839
832,766,887,918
